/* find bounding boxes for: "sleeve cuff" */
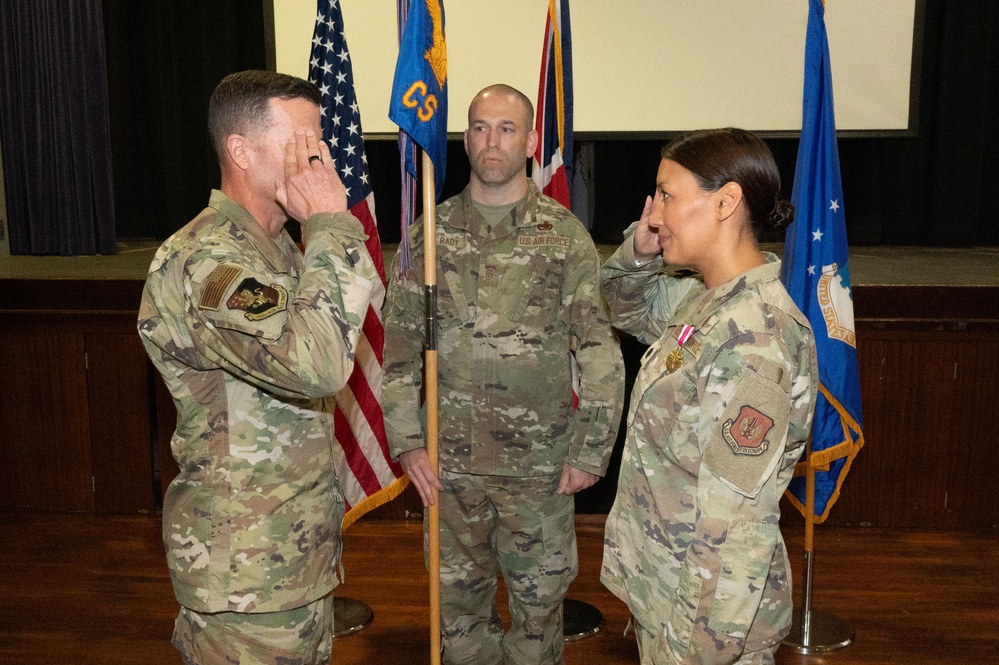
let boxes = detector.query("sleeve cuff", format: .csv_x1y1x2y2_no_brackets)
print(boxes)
302,211,368,245
620,221,662,270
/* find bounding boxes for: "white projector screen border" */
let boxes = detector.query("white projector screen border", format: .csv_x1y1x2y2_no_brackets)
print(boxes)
271,0,920,137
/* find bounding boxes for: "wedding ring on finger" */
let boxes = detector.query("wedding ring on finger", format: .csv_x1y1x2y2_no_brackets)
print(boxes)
308,155,323,165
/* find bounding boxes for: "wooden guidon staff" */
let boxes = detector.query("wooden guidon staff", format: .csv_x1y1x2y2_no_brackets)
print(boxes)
421,151,442,665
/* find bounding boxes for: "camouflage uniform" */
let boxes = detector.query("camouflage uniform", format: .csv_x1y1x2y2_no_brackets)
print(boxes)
138,190,376,664
383,182,624,664
599,229,817,665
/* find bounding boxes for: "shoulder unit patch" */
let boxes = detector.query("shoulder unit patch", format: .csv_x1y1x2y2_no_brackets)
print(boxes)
722,405,775,456
703,368,792,498
226,278,288,321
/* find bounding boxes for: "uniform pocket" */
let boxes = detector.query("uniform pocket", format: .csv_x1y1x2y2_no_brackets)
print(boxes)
538,490,577,604
707,521,778,637
436,259,471,325
664,564,701,658
508,254,561,328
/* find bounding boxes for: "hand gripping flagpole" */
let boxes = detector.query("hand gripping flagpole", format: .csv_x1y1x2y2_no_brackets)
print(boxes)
421,151,442,665
782,438,854,654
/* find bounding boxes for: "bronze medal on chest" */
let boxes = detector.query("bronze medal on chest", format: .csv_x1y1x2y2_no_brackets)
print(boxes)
664,346,684,373
664,324,697,374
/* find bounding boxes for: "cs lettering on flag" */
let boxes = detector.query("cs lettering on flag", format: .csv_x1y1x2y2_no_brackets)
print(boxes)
397,0,446,124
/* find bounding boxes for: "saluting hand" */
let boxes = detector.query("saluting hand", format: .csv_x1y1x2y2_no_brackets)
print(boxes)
275,129,348,222
633,195,661,262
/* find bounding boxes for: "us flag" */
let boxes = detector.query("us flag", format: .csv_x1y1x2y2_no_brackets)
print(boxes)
309,0,407,529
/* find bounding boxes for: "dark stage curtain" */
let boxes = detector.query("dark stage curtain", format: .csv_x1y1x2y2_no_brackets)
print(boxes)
0,0,116,255
102,1,266,241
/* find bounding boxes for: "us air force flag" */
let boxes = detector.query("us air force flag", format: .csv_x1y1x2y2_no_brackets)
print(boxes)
781,0,864,523
389,0,448,202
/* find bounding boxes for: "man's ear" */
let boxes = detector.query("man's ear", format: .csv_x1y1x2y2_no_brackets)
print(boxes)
226,134,250,171
716,181,744,222
525,128,539,159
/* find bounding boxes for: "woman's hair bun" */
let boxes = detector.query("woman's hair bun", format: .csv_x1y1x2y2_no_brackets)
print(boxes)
767,199,795,230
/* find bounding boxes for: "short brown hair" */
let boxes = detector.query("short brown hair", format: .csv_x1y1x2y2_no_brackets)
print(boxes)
208,70,321,162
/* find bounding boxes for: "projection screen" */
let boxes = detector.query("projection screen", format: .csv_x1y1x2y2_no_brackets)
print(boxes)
272,0,919,136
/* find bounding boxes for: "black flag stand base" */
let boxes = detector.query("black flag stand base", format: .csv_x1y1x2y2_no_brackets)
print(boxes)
781,551,854,654
562,598,602,641
332,596,374,638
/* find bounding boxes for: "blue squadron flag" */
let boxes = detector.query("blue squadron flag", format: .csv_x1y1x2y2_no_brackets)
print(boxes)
532,0,573,208
309,0,408,529
781,0,865,523
389,0,448,202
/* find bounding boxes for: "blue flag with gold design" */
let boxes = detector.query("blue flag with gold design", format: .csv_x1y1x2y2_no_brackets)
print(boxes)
781,0,865,523
389,0,448,201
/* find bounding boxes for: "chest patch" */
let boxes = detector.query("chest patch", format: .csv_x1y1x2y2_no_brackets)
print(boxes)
517,235,570,249
722,405,774,456
226,278,288,321
437,233,467,250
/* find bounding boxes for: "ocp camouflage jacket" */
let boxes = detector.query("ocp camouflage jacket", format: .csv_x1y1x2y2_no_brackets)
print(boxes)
600,233,817,664
138,190,376,614
383,182,624,477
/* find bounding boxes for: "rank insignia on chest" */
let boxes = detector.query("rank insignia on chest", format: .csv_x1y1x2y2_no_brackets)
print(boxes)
664,324,697,373
226,278,288,321
722,405,774,456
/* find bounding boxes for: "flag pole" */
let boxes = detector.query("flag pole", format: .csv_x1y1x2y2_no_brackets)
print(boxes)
782,439,854,654
802,443,816,645
421,150,442,665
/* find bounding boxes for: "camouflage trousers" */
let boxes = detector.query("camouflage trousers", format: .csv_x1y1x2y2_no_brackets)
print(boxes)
172,593,335,665
634,620,779,665
433,470,578,665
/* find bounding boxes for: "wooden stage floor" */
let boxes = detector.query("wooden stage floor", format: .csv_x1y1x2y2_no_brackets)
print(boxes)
0,513,995,665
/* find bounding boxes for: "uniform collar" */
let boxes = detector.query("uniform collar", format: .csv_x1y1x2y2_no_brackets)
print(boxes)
450,180,545,237
207,190,301,271
676,252,783,329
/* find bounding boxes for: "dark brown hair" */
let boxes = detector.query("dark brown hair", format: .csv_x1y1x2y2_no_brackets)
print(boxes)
661,128,793,233
208,70,321,162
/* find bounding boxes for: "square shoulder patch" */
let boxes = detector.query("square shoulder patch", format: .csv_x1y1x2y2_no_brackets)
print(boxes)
704,369,791,498
225,277,288,321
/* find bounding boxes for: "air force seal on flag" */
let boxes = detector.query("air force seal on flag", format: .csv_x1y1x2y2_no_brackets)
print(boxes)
817,262,856,348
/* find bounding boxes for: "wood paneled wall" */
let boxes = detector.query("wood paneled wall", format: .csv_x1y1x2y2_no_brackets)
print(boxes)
783,285,999,531
0,280,156,514
1,278,996,530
